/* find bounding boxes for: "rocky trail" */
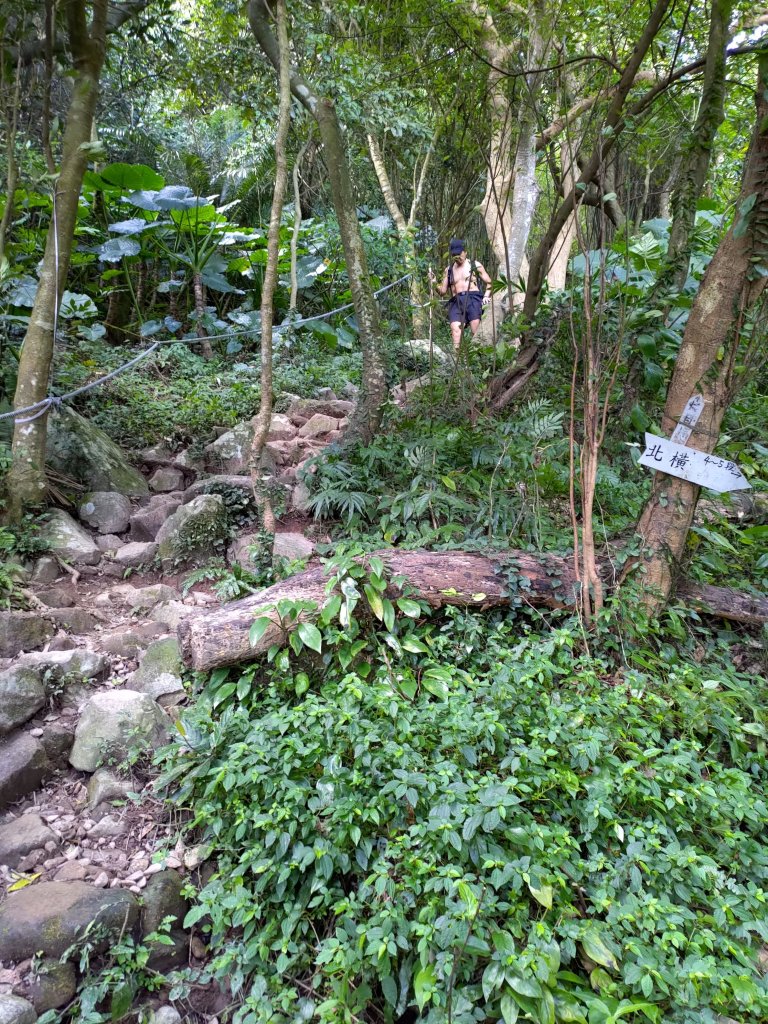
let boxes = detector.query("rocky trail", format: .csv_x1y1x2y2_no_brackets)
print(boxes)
0,395,352,1024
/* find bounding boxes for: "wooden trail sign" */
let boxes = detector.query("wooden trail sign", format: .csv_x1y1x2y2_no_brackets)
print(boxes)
639,433,751,493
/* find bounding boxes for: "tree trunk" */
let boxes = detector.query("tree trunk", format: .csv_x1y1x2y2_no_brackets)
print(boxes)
249,0,291,536
177,548,768,672
367,131,437,338
546,139,579,291
193,272,214,359
655,0,733,295
0,51,22,266
474,1,548,345
630,54,768,610
5,0,109,519
248,0,387,447
523,0,672,320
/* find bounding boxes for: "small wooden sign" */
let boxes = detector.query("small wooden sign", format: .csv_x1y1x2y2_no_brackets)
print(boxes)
639,433,751,493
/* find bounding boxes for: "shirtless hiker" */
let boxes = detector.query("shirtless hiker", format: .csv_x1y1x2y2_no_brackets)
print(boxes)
432,238,492,351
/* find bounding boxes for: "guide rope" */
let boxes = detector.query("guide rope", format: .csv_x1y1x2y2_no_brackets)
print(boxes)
0,273,412,424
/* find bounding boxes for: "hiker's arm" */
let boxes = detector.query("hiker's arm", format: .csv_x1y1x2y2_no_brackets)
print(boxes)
477,262,493,302
476,262,492,287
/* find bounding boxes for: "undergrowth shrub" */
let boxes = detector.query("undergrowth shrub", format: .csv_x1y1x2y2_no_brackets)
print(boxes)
156,559,768,1024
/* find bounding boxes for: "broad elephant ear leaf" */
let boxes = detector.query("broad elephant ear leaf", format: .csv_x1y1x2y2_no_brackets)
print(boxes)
100,162,164,191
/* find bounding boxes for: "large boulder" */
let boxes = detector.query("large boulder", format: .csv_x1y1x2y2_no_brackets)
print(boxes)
0,996,36,1024
0,733,52,808
112,541,158,568
69,690,170,772
298,413,339,438
0,881,139,960
78,492,132,534
183,475,253,503
0,667,46,734
203,422,277,476
129,496,183,542
227,530,265,570
38,510,100,566
47,407,148,495
287,397,354,422
267,413,296,441
128,637,184,700
148,467,185,493
155,494,228,566
13,958,76,1013
203,420,253,474
0,813,57,869
124,584,177,614
141,869,189,970
0,610,54,659
273,532,315,563
18,648,107,682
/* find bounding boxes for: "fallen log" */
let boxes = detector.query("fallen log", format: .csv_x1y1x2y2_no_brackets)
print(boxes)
178,549,579,671
177,548,768,672
674,581,768,626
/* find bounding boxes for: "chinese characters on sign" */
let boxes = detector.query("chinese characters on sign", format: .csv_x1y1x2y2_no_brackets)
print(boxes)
638,433,750,493
670,394,705,445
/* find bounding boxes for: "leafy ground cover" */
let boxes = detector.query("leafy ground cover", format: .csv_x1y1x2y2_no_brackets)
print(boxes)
156,557,768,1024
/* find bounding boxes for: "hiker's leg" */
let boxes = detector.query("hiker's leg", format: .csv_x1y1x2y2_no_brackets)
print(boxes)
450,320,462,351
469,318,481,335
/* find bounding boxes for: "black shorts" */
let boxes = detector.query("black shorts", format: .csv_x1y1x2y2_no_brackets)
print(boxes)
448,290,483,325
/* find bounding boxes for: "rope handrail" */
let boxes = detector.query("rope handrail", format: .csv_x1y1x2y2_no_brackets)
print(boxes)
0,273,412,424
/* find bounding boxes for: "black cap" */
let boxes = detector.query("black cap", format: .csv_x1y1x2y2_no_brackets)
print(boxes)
449,238,465,255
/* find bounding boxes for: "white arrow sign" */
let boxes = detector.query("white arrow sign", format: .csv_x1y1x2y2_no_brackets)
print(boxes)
639,433,751,493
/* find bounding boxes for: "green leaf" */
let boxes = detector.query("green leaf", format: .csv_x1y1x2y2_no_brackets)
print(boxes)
414,963,436,1011
581,927,619,972
500,990,520,1024
528,882,553,909
249,616,272,647
213,682,236,707
364,584,384,620
111,980,134,1021
297,622,322,653
101,162,164,191
381,975,397,1007
507,974,543,999
397,598,421,618
320,594,342,625
537,988,555,1024
295,672,310,696
382,598,395,633
402,636,429,653
422,671,450,699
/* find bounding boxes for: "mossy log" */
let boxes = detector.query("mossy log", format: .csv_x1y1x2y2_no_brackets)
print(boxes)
177,548,768,671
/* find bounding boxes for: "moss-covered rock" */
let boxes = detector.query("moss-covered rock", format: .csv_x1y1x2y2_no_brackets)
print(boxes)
155,494,228,566
47,408,148,496
0,882,138,961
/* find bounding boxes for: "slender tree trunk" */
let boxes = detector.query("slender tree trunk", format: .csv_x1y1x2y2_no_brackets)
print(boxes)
193,272,214,359
367,131,437,338
546,139,579,291
474,0,549,345
248,0,387,446
41,0,57,175
0,52,22,266
630,54,768,610
249,0,292,535
523,0,672,320
289,139,309,312
655,0,733,295
5,0,109,519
